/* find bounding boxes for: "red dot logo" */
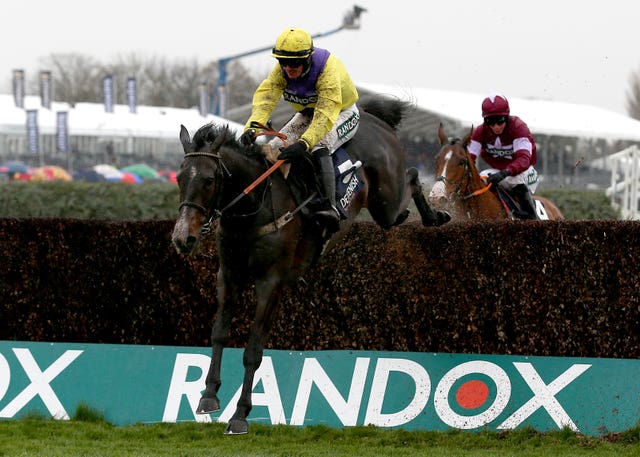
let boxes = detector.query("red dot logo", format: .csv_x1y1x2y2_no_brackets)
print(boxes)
455,380,489,409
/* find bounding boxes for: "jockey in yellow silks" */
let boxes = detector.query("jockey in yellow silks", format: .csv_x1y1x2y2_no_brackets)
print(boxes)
240,27,359,230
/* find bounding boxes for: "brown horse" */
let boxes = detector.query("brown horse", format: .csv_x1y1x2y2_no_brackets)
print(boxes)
171,96,449,435
428,124,564,221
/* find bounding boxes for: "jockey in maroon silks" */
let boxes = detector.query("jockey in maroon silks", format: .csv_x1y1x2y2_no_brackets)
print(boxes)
467,94,540,219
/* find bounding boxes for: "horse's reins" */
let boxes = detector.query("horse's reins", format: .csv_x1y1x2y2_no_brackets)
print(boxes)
180,123,314,236
436,140,492,201
462,178,493,200
179,124,286,220
213,121,291,216
245,121,288,190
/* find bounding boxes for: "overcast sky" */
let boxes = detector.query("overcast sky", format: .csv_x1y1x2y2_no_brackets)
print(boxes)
2,0,638,116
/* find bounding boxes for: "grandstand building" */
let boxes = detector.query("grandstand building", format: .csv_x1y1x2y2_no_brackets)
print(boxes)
0,94,243,171
2,84,640,188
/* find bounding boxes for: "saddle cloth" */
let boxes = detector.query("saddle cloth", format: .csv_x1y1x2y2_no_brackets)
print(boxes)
262,144,364,219
495,187,549,220
333,147,364,218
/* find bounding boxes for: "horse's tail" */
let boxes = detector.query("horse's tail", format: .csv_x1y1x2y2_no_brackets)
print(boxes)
358,95,412,131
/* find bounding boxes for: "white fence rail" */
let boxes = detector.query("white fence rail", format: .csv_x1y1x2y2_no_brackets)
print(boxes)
606,145,640,219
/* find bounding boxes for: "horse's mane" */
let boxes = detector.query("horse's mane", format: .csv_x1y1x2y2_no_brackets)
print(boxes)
358,95,411,131
191,123,263,159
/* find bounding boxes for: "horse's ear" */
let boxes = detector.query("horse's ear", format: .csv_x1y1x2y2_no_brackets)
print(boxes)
209,124,229,152
179,125,193,153
462,125,473,147
437,122,448,146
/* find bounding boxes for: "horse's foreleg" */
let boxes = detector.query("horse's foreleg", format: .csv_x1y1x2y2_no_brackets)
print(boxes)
225,277,283,435
196,315,227,414
197,270,241,415
407,167,451,226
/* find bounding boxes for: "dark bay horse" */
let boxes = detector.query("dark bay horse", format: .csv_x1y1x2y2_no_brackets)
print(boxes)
428,124,564,221
171,96,449,434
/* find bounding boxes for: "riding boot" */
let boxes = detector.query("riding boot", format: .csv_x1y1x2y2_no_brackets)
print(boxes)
511,184,538,220
315,149,341,231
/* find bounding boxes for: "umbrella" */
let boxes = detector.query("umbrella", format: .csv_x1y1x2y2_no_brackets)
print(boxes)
121,163,159,180
93,164,124,181
13,172,32,181
0,160,30,174
120,171,143,183
158,169,178,184
73,169,108,182
31,165,73,181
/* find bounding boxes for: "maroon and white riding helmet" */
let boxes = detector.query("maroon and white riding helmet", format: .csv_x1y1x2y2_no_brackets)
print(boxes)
481,94,510,118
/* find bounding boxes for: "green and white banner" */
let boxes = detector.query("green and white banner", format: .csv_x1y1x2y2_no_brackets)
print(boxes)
0,341,638,436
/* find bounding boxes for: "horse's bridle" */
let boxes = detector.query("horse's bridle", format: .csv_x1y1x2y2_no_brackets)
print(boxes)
435,146,473,201
177,150,314,237
178,151,230,227
179,122,288,223
435,142,492,201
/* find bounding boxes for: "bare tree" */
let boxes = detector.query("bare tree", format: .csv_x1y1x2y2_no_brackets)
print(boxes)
105,53,148,106
30,52,261,112
146,57,204,108
226,60,263,107
106,53,204,108
198,60,262,111
35,53,107,105
626,66,640,120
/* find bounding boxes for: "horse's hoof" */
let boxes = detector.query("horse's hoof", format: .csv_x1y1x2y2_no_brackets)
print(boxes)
437,210,452,225
421,210,451,227
392,209,410,226
224,419,249,435
196,396,220,414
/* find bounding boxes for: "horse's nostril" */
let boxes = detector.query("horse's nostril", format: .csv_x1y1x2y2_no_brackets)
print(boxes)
184,235,201,252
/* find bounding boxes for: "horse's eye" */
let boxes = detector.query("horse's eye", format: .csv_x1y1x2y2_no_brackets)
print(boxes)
204,177,215,188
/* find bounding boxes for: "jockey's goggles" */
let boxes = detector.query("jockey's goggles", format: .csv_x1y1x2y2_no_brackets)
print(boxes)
484,115,507,126
277,58,306,68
